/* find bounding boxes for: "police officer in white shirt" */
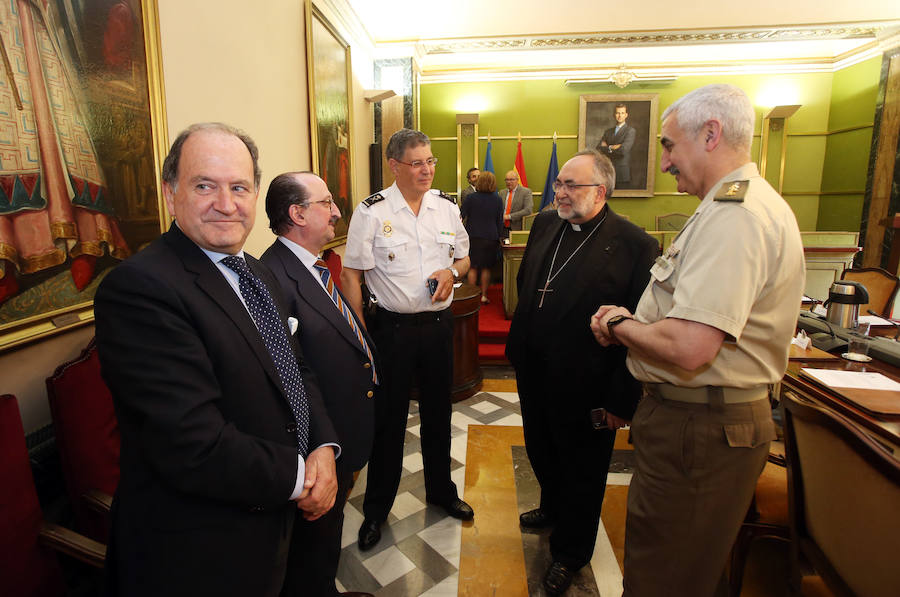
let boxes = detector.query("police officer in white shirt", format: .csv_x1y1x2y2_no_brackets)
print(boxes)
341,129,473,551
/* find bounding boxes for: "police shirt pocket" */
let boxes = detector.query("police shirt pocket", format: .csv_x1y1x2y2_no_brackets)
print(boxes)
433,233,456,266
374,235,412,274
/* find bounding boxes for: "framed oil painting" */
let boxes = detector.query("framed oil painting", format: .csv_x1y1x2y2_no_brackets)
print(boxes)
306,3,353,246
578,94,659,197
0,0,168,352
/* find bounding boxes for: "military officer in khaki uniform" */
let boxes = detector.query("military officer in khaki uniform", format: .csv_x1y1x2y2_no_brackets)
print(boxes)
591,84,805,597
342,129,473,553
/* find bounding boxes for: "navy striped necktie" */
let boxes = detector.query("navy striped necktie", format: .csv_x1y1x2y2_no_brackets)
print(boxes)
222,255,310,455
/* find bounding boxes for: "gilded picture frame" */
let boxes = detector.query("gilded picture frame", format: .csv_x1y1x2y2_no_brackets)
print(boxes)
0,0,169,352
305,3,354,246
578,94,659,198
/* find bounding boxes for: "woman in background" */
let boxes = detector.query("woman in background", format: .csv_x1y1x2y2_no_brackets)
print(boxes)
460,171,503,304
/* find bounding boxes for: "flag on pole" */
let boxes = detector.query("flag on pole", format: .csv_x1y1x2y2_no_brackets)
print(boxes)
540,141,559,210
514,141,528,187
483,140,494,173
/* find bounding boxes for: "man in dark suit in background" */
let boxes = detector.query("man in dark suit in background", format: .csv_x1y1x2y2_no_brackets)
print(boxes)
598,103,637,186
94,123,339,597
506,150,657,595
460,166,480,208
262,171,377,597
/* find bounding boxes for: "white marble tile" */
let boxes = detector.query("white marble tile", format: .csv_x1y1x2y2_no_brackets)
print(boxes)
470,401,501,414
490,413,523,427
335,578,346,593
420,572,459,596
341,499,366,548
407,423,421,437
402,451,424,473
451,466,466,494
450,411,482,432
607,472,633,486
489,391,520,404
417,516,462,567
591,517,624,597
350,464,368,498
362,545,417,586
450,434,468,465
390,491,426,520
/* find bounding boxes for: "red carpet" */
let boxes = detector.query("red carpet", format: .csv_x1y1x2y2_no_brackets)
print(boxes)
478,284,510,362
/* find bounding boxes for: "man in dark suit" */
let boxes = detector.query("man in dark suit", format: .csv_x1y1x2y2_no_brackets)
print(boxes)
460,166,480,208
598,103,637,185
261,171,376,597
506,150,657,595
94,123,339,597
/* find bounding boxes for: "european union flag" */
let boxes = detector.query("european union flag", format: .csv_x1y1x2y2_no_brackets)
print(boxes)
483,140,494,173
540,142,559,210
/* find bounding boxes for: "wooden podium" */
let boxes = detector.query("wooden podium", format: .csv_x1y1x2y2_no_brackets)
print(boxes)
451,283,483,402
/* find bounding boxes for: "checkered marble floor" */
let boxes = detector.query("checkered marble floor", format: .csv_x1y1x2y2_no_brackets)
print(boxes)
335,387,634,596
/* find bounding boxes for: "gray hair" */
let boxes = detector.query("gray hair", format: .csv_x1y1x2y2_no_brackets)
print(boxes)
386,128,430,161
161,122,262,190
662,84,755,154
573,149,615,195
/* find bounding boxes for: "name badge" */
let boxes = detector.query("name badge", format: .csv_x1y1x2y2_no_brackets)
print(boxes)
650,255,674,282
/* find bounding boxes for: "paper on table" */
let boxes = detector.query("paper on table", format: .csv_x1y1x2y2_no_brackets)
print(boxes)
858,314,893,326
801,368,900,391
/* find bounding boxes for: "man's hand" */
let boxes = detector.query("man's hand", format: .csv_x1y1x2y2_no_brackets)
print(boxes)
504,213,511,222
294,446,337,521
428,268,456,303
590,305,632,346
610,144,622,151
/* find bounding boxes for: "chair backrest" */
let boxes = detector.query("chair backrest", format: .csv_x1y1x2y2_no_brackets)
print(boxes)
522,212,537,230
654,212,691,232
0,394,66,597
840,267,900,318
46,339,120,540
783,391,900,597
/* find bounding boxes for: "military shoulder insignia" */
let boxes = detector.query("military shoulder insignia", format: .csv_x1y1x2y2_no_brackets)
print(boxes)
433,189,456,204
714,180,748,202
363,192,385,207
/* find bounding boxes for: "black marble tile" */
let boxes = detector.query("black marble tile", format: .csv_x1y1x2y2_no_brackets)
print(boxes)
375,567,435,597
395,533,458,584
336,546,382,594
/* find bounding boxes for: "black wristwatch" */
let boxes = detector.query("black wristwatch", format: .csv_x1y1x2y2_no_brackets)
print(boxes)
606,314,633,341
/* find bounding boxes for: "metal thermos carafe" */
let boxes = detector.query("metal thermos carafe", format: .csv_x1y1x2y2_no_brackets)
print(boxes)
823,281,869,329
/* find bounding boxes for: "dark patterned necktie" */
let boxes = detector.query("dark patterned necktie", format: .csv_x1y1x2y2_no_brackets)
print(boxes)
221,255,309,456
313,259,378,385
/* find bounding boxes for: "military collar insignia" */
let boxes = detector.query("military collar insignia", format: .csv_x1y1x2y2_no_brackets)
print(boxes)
363,192,385,207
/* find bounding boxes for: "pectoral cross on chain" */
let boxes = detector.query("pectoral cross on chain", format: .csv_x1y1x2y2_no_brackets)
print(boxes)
537,280,554,308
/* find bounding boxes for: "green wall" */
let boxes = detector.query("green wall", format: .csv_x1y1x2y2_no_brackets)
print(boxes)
419,64,880,232
818,57,881,230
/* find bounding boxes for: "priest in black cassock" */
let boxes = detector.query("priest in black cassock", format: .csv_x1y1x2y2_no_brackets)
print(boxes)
506,149,658,595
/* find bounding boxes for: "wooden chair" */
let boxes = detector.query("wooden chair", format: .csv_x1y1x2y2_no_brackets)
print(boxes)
729,457,790,596
840,267,899,318
654,212,691,232
0,394,105,597
46,339,119,542
783,391,900,596
522,212,537,231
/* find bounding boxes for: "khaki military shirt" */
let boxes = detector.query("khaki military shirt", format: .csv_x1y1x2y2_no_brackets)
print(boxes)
627,163,805,388
343,182,469,313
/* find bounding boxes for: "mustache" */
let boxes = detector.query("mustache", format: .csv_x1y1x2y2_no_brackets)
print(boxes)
328,216,340,226
669,166,681,176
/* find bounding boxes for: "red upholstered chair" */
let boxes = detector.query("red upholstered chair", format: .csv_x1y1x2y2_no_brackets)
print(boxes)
46,338,120,541
322,248,343,291
0,394,104,597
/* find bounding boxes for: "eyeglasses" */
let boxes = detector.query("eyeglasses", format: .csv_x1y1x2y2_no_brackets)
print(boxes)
394,157,438,169
552,180,602,193
303,198,334,208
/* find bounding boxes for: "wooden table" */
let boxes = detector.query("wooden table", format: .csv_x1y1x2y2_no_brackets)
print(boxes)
781,357,900,455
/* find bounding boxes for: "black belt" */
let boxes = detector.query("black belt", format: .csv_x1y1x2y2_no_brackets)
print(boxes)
375,306,449,326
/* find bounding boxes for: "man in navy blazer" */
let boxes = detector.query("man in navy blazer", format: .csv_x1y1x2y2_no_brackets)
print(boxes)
94,123,339,597
261,171,377,597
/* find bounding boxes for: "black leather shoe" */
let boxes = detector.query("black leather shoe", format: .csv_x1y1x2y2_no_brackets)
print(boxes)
519,508,555,528
357,519,382,551
543,561,575,595
429,497,474,520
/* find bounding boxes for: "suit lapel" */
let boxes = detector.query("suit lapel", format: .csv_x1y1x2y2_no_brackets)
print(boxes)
274,242,369,357
165,226,284,392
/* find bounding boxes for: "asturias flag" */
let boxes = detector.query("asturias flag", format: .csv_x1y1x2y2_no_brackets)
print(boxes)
540,141,559,210
483,141,494,173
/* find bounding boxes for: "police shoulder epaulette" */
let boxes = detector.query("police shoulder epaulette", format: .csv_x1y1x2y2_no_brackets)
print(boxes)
714,180,749,202
433,189,456,205
362,192,385,207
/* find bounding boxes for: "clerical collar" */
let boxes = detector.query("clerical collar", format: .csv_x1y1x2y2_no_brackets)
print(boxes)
569,204,608,232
